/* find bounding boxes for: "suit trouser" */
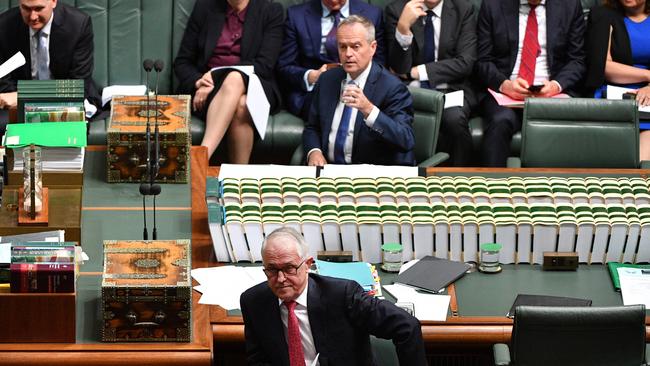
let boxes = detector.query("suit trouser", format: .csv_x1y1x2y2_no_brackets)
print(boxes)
437,99,473,166
479,95,523,167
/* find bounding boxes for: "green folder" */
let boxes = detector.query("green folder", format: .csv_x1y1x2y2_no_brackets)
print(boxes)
3,121,87,148
607,262,650,291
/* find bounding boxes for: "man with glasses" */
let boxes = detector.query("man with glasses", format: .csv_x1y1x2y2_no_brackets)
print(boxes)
240,227,427,365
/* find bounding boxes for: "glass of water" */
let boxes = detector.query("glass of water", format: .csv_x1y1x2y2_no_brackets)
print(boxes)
478,242,502,273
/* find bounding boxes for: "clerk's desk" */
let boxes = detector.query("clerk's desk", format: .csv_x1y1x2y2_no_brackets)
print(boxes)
191,158,650,355
0,146,212,366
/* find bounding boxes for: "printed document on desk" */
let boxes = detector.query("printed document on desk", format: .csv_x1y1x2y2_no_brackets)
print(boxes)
218,163,317,180
383,283,450,321
606,85,650,115
191,265,266,309
210,65,269,139
488,88,570,108
618,267,650,307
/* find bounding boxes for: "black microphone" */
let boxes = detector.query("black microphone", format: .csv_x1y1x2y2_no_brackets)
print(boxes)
150,60,164,240
140,59,154,240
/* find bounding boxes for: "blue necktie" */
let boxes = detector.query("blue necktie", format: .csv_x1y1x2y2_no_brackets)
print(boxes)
421,10,435,89
324,10,341,63
333,82,353,164
36,31,50,80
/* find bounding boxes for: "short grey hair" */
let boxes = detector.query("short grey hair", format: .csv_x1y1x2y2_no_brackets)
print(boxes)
261,227,309,259
338,14,375,43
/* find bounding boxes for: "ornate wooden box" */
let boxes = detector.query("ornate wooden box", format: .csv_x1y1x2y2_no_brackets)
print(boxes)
107,95,191,183
101,239,192,342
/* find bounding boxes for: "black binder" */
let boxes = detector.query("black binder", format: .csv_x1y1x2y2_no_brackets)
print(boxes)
506,294,592,318
395,256,471,293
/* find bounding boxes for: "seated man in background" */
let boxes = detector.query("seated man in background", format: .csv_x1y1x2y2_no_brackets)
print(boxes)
241,227,427,365
303,15,415,166
385,0,477,166
277,0,385,120
475,0,585,167
0,0,101,114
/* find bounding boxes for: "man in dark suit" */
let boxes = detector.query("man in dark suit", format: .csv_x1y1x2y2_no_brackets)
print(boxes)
303,15,415,166
241,227,427,366
385,0,477,166
278,0,385,120
475,0,585,167
0,0,100,111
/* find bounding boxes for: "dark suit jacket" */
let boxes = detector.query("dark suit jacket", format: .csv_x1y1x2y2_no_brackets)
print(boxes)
174,0,284,112
475,0,586,97
277,0,385,117
240,274,427,366
385,0,477,107
303,63,415,165
583,5,636,95
0,3,100,107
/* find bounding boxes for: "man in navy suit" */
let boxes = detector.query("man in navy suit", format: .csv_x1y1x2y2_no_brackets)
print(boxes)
277,0,385,120
475,0,585,167
240,227,427,365
303,15,415,166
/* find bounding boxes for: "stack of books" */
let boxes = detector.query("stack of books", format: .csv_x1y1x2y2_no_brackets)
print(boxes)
9,241,77,293
205,174,650,265
17,80,84,122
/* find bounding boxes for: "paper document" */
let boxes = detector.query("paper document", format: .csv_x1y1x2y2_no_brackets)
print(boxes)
618,267,650,307
191,266,266,309
319,164,419,178
218,163,317,180
444,90,464,109
0,52,25,79
383,283,450,321
487,88,570,108
210,65,270,139
606,85,650,113
102,85,147,107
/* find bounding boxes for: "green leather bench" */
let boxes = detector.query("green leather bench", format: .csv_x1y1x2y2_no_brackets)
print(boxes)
0,0,604,165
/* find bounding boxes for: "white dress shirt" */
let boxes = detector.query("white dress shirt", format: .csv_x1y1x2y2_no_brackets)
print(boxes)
303,1,351,91
278,284,319,366
29,12,54,80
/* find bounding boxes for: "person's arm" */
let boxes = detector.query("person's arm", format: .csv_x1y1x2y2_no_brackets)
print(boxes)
173,1,207,94
424,2,477,85
549,0,586,92
69,15,101,108
303,80,325,159
385,0,422,75
240,293,273,366
345,281,427,365
364,81,415,152
475,0,510,92
251,2,284,82
604,26,650,85
277,6,314,91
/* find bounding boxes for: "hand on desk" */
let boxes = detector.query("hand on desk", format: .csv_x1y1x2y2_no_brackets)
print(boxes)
0,92,17,109
307,150,327,166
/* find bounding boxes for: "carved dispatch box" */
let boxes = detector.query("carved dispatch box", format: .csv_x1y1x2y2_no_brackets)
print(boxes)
101,239,192,342
107,95,191,183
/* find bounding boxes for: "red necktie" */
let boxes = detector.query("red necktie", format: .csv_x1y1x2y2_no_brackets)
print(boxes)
285,301,306,366
518,5,539,85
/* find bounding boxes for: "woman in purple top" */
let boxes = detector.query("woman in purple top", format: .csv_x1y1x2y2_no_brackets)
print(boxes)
174,0,283,162
585,0,650,159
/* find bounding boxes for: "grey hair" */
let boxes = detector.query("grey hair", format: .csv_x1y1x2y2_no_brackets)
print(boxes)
338,14,375,43
261,227,309,259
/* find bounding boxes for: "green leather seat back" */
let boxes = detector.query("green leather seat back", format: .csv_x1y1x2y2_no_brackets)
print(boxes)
511,305,647,366
520,98,640,168
408,86,443,164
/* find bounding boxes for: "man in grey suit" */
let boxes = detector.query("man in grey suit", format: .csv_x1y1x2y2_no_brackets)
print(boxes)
385,0,477,166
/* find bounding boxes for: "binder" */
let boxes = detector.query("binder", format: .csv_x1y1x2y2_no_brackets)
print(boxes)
607,262,650,291
395,256,471,293
4,121,87,148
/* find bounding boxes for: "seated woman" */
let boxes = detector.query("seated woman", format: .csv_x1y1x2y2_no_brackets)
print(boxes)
585,0,650,159
174,0,283,162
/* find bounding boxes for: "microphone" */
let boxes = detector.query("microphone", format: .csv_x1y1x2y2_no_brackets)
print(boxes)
140,59,154,240
150,59,164,240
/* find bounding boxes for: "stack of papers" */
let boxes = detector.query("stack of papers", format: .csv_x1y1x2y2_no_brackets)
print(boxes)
12,147,85,171
191,266,266,309
383,283,450,321
618,267,650,307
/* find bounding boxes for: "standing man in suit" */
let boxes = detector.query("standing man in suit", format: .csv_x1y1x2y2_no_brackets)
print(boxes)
385,0,477,166
0,0,100,111
277,0,385,120
241,227,427,365
303,15,415,166
475,0,586,167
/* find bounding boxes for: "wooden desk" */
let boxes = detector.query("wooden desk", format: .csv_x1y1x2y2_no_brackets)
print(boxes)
0,147,212,366
192,164,650,364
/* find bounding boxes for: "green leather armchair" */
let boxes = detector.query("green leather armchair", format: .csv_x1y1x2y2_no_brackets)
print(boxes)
507,98,650,168
289,86,448,166
494,305,648,366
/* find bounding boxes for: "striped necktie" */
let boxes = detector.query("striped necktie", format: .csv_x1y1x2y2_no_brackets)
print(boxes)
518,5,539,85
35,30,50,80
284,301,306,366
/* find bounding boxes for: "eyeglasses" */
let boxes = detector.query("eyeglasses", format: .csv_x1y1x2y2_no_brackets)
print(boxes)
263,259,306,278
